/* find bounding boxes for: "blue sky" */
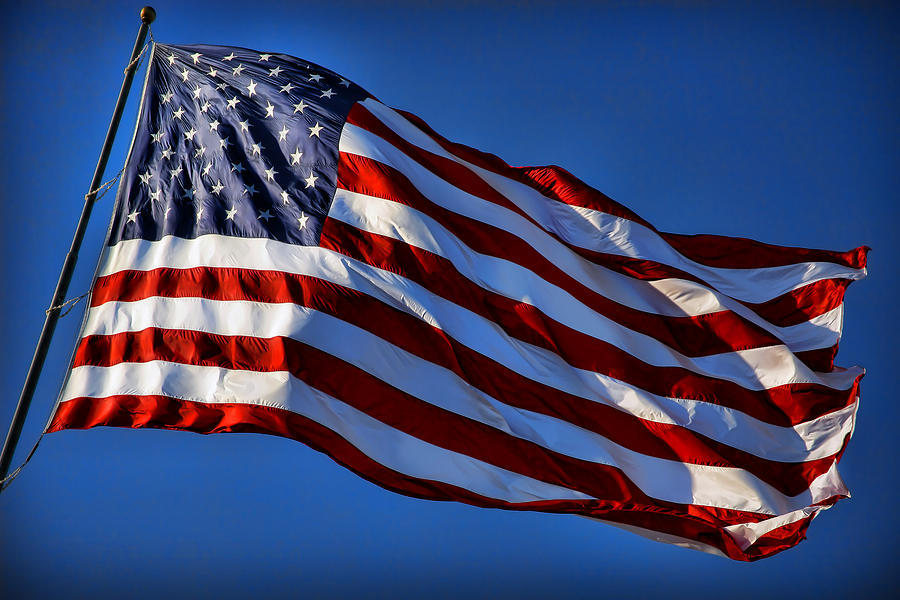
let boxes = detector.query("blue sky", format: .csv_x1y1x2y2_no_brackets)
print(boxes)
1,1,897,597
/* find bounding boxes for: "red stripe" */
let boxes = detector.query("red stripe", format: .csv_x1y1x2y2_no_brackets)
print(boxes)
391,107,869,271
91,265,860,429
87,265,851,497
661,233,868,271
740,278,850,328
347,105,856,330
48,394,831,560
72,327,788,529
794,346,839,374
337,152,784,357
599,504,821,562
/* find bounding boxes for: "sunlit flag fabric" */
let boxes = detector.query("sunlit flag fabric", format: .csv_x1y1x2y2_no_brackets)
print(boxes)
48,43,868,561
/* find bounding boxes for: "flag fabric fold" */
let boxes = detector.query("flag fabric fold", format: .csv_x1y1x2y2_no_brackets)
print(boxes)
48,42,867,561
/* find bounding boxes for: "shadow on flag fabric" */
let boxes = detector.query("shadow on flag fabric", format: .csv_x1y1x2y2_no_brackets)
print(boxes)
47,43,868,561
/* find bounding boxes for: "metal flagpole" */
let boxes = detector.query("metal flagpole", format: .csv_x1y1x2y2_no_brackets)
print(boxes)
0,6,157,485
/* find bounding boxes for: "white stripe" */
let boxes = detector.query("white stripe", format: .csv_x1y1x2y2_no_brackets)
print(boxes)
723,505,827,550
82,290,857,464
79,296,851,514
339,121,845,354
329,189,855,391
357,98,867,302
62,361,594,505
777,305,842,353
97,235,862,393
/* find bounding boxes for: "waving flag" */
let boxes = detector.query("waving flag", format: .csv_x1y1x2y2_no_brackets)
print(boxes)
48,43,868,561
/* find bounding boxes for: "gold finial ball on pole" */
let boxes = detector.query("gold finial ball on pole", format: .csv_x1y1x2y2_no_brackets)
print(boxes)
141,6,156,24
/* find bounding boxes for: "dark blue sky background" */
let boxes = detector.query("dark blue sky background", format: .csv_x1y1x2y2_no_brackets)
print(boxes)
1,2,897,598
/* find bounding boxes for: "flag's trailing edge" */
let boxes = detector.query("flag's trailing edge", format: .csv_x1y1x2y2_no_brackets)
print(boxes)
48,43,868,561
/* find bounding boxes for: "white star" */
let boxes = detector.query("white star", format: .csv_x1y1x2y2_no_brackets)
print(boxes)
264,166,278,181
238,120,250,133
259,53,271,62
280,190,290,204
264,101,275,118
339,78,351,87
309,73,323,82
258,209,273,221
150,188,161,202
223,52,235,61
201,160,211,174
169,165,183,179
231,162,245,174
150,129,164,143
216,82,228,91
207,66,218,78
139,168,152,185
293,100,309,114
209,119,220,132
225,206,238,220
127,210,139,222
320,88,335,99
160,91,173,104
269,66,283,77
211,180,225,194
226,97,240,109
200,101,211,113
277,125,290,141
194,145,206,158
173,106,185,119
308,122,323,137
246,79,258,97
219,136,231,149
191,52,202,64
280,82,294,94
196,206,204,222
243,183,257,196
192,86,203,99
290,148,303,165
161,146,174,160
184,127,197,141
232,64,245,77
180,68,190,82
250,142,264,156
297,211,309,229
167,54,176,65
304,172,318,188
164,206,172,219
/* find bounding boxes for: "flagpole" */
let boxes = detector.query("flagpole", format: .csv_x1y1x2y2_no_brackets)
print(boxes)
0,6,157,485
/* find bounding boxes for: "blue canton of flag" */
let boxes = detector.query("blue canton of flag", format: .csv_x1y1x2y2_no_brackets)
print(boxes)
114,44,367,247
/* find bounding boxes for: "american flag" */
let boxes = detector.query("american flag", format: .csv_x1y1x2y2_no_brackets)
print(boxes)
48,43,868,561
